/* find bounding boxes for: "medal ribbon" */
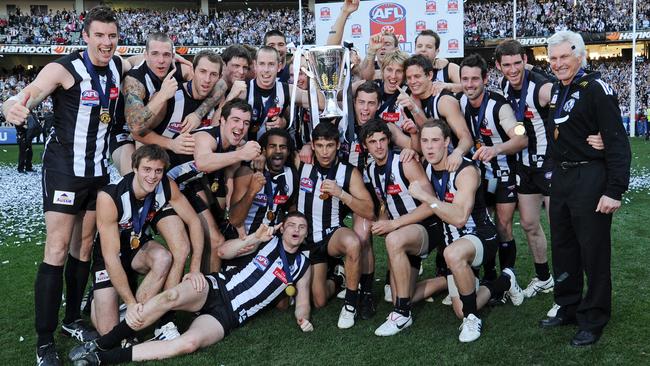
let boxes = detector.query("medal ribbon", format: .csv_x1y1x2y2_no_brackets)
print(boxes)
82,50,113,110
374,151,394,203
431,170,449,201
131,192,154,239
264,170,283,219
377,82,400,115
254,82,278,126
507,70,529,122
554,68,585,119
277,239,300,288
466,90,489,143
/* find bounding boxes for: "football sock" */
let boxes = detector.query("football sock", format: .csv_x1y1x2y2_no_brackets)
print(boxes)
535,262,551,281
98,347,132,364
35,262,63,347
344,289,359,308
360,272,374,294
499,239,517,270
460,292,478,318
394,297,411,317
63,254,91,324
96,321,136,351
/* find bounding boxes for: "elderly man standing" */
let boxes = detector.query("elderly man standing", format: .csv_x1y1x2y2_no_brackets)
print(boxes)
539,31,631,347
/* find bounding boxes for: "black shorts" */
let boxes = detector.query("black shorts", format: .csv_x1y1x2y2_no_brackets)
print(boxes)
150,202,177,230
42,169,109,214
407,221,440,270
516,164,551,196
309,227,345,265
108,127,134,156
200,274,238,336
182,180,211,214
91,233,152,291
482,177,517,206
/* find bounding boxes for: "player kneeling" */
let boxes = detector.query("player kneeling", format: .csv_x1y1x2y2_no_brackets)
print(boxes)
410,120,524,343
69,213,313,365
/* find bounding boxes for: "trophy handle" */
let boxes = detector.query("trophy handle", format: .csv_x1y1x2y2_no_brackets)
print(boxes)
301,66,315,79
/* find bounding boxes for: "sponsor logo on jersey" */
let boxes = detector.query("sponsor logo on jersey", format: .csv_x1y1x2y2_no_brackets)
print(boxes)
445,192,455,203
273,266,288,284
167,122,183,133
563,98,576,113
426,1,437,15
254,255,269,271
254,193,268,206
480,127,493,136
267,106,281,119
53,190,75,205
387,184,402,195
109,87,119,100
382,111,400,123
274,194,289,205
81,90,100,107
525,109,534,119
95,270,110,283
300,177,314,193
370,3,407,42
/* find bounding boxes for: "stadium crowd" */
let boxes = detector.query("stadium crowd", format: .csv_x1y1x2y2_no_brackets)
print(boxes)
465,0,650,44
0,7,315,46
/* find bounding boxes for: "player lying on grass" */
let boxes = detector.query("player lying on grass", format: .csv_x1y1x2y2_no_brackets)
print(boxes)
69,212,313,365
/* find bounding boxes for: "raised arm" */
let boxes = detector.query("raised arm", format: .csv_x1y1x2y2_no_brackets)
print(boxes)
326,0,360,46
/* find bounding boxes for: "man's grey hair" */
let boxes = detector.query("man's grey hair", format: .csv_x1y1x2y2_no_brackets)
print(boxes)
547,30,587,68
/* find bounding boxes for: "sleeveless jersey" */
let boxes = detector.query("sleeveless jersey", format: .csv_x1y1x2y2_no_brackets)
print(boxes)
244,166,297,234
297,160,354,243
43,51,123,177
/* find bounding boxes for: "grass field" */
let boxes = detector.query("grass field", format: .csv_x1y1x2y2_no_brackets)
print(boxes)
1,141,649,365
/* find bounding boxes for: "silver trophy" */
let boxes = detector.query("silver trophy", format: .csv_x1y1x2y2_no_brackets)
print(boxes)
306,46,346,118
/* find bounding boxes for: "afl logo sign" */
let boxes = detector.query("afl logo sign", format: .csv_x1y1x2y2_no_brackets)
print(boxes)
416,21,426,33
351,24,362,38
369,3,407,42
447,0,459,14
437,19,448,34
320,7,331,20
448,39,459,53
369,3,406,24
426,1,437,15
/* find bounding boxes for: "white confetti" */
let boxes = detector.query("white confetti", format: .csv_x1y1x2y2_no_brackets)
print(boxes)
19,336,24,342
2,260,8,264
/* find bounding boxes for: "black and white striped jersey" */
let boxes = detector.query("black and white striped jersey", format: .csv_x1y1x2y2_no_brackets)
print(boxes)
246,79,290,141
423,159,496,245
339,126,373,170
43,51,123,177
297,160,354,243
366,153,419,220
500,70,551,169
166,126,232,191
214,236,310,325
459,91,517,181
435,63,451,83
244,166,297,234
421,90,453,120
101,172,172,242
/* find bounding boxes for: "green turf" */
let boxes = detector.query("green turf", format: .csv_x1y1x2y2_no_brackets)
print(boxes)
1,140,649,365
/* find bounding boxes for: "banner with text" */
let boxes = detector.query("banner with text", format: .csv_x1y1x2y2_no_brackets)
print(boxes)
315,0,464,58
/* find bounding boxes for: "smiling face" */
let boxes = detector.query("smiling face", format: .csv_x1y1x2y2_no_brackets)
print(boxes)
224,56,250,84
82,20,118,66
255,49,279,89
220,107,251,148
265,35,287,65
145,40,174,79
406,64,433,98
354,90,379,125
133,158,165,196
265,134,289,173
548,41,583,85
460,65,486,103
382,61,404,94
496,53,527,89
281,215,309,248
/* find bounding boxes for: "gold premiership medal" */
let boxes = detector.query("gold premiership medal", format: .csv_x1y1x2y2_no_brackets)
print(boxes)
554,126,559,141
130,233,140,250
475,140,483,150
210,181,219,193
285,284,296,297
514,123,526,136
99,108,111,124
379,202,387,217
319,193,330,200
266,210,275,221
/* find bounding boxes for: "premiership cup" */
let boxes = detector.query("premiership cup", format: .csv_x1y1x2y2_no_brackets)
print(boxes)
307,46,346,118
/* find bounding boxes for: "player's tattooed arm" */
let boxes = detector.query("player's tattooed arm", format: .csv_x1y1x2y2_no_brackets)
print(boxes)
123,76,154,137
